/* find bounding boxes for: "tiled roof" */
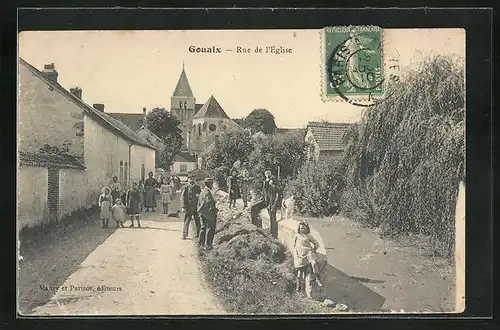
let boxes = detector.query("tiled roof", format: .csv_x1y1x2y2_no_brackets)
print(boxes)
307,121,352,151
107,113,144,131
172,68,194,97
19,151,86,169
193,96,230,119
174,151,197,163
20,58,155,150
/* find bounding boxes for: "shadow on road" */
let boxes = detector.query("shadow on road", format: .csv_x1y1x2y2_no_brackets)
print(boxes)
324,263,386,312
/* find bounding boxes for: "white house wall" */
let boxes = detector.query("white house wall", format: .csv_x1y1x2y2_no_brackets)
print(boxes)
130,144,156,183
17,166,48,229
59,169,87,218
83,115,133,205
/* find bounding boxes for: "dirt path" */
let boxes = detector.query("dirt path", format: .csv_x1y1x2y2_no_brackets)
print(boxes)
306,216,455,313
28,212,225,316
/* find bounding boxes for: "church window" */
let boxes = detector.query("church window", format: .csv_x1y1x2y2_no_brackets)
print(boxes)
209,124,217,132
198,124,201,136
179,101,183,110
184,101,187,110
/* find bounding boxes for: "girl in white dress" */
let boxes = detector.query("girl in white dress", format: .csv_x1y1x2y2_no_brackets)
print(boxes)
98,186,113,229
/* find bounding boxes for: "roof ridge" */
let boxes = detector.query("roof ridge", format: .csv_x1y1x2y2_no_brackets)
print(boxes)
20,58,155,150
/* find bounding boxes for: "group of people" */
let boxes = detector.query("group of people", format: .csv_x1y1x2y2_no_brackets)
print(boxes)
179,176,218,250
226,161,321,293
98,172,183,229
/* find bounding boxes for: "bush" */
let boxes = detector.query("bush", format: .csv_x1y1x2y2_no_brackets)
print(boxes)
285,156,345,217
340,55,465,257
198,194,330,314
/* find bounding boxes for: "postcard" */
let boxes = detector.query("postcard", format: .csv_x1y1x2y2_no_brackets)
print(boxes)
17,27,465,316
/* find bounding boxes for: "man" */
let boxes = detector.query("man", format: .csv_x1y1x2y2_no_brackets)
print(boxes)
262,169,274,207
197,177,218,250
180,176,201,239
266,177,282,239
239,163,251,208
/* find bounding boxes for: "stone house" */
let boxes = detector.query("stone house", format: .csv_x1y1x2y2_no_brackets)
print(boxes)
18,59,156,230
169,151,197,175
304,121,352,161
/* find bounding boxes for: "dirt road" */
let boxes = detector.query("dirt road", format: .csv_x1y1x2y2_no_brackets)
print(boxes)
28,212,225,316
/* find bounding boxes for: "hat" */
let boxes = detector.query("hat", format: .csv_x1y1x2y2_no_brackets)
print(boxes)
102,186,111,194
203,177,214,183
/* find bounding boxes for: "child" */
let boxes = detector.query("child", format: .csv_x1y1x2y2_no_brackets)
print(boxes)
282,195,295,220
160,179,172,215
126,181,142,228
293,221,323,293
98,186,113,229
111,198,126,228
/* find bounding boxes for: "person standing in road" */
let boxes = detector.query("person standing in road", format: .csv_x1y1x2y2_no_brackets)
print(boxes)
98,186,113,229
197,177,218,250
126,181,142,228
109,176,122,204
181,176,201,239
144,172,159,212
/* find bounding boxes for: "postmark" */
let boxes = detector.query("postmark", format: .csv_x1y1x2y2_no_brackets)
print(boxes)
321,26,401,106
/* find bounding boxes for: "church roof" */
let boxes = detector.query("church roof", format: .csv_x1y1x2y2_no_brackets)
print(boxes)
172,67,194,97
193,95,230,119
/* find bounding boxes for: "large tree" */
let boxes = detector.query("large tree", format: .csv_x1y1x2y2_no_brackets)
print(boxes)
243,109,277,135
145,108,182,169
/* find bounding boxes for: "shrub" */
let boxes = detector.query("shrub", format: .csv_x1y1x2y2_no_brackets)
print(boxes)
285,156,345,217
340,55,465,257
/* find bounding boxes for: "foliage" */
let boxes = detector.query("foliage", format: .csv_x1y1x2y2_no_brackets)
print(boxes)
232,117,245,127
145,107,183,168
39,141,71,155
243,109,278,135
340,55,465,257
205,130,255,188
285,156,345,217
247,132,308,184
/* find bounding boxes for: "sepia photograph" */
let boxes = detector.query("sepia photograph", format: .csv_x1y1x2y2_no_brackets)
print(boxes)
17,26,465,316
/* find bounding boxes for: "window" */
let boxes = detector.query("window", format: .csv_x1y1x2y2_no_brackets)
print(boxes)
198,124,201,136
209,124,217,132
124,162,129,189
180,164,188,173
179,101,183,110
119,161,124,187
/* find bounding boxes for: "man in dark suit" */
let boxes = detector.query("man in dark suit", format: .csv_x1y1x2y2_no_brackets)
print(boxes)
263,169,282,239
181,176,201,239
197,177,218,250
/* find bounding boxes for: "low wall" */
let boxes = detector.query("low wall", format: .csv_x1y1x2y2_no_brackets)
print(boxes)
214,189,328,300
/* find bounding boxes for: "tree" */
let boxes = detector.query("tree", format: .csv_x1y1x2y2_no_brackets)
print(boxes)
205,130,254,189
145,108,183,169
248,132,307,185
243,109,277,135
232,118,245,127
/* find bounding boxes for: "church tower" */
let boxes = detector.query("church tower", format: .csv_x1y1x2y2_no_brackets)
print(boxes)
171,63,196,149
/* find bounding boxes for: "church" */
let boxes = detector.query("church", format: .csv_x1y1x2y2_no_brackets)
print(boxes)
109,64,242,173
170,64,242,154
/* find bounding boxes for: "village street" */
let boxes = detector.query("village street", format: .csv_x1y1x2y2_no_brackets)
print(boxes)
26,210,225,316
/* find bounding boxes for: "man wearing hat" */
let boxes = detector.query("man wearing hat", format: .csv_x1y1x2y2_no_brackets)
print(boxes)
180,175,201,239
263,169,282,239
197,177,218,250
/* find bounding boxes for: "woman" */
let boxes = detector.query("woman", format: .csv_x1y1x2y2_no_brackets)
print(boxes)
144,172,159,212
227,169,241,209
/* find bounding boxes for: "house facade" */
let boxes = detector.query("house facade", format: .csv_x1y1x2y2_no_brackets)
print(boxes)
305,122,352,161
169,152,197,175
18,59,156,230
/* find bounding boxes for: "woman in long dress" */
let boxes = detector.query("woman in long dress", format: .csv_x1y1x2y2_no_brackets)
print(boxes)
168,179,181,217
144,172,159,212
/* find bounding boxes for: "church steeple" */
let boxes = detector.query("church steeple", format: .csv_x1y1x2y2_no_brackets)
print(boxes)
172,64,194,98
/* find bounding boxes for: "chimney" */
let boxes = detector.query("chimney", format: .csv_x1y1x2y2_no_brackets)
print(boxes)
93,104,105,112
41,63,58,83
143,107,147,128
70,87,82,100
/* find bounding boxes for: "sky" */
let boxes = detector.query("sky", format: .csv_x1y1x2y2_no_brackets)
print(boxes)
18,29,464,128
